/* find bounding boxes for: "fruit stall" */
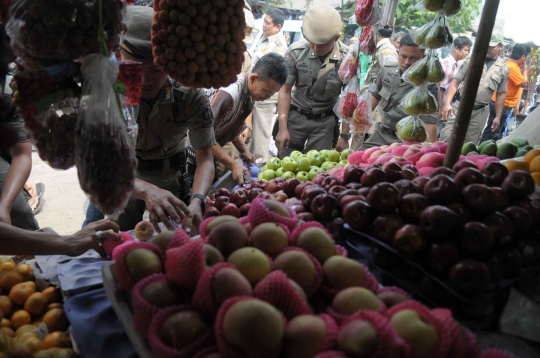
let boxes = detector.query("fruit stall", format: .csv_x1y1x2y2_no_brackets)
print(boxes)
1,0,540,356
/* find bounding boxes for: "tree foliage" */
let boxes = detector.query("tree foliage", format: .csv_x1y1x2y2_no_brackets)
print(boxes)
395,0,481,34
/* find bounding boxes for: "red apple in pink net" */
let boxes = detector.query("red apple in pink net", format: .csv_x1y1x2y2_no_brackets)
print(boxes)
135,221,155,241
417,152,445,168
369,150,387,159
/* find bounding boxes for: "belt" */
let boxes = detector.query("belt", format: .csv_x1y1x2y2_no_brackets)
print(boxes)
291,105,335,120
137,151,187,172
473,104,487,110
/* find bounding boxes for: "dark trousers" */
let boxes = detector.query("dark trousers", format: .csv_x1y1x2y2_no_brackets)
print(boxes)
481,102,513,142
0,156,39,231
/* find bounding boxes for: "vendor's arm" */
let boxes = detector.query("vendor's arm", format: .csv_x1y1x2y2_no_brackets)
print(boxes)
441,78,461,120
184,146,214,236
0,219,120,257
232,134,254,166
213,142,249,185
335,122,350,152
242,113,252,144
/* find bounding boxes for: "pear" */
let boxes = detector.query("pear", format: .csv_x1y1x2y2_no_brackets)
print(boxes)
423,0,446,11
443,0,462,16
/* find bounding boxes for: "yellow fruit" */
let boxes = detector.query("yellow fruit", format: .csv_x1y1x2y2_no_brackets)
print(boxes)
24,282,36,291
0,297,12,318
10,312,31,331
531,172,540,186
9,283,35,306
13,331,41,353
0,262,15,273
15,265,33,282
0,328,13,338
0,271,23,292
524,148,540,165
24,293,48,316
529,156,540,173
41,332,72,349
503,159,529,172
0,259,14,267
41,287,61,304
42,309,68,333
0,320,9,329
14,325,36,337
47,303,62,311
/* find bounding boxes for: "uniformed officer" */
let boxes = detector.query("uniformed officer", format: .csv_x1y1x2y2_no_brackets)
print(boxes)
275,5,350,157
242,4,256,73
83,6,216,235
248,8,288,164
352,24,399,150
440,32,509,145
360,33,438,149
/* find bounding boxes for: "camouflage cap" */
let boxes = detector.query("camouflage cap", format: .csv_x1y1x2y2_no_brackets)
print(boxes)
302,5,342,45
122,6,153,60
489,32,504,47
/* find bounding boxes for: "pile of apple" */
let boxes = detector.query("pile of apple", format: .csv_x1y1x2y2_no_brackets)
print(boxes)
259,149,353,182
349,141,502,175
110,199,516,358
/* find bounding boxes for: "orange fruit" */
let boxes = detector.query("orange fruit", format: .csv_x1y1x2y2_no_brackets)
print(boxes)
531,172,540,186
13,331,41,353
9,283,35,306
46,303,62,311
530,156,540,173
41,287,61,304
10,311,30,331
0,262,15,272
0,319,10,329
0,328,13,338
23,293,47,316
41,332,72,349
524,148,540,165
502,159,529,172
42,309,68,333
0,333,11,354
0,271,23,292
14,325,36,337
0,297,12,318
23,282,36,291
14,265,33,282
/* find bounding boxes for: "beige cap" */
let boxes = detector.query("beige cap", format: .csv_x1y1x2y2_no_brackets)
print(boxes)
489,32,504,47
244,8,255,29
302,5,342,45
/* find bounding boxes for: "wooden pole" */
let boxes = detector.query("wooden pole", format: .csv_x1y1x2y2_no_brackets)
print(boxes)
443,0,501,168
380,0,399,28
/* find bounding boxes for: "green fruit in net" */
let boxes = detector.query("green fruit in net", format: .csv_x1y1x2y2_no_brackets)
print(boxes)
406,60,429,85
443,0,462,16
425,23,447,49
414,23,431,46
423,0,446,11
427,57,446,83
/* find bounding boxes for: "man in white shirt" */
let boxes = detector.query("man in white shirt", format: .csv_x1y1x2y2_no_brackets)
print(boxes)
248,8,288,164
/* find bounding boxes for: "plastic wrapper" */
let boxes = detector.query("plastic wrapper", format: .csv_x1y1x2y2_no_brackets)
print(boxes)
396,115,428,143
7,0,127,65
355,0,378,27
360,25,376,56
412,22,432,47
338,45,359,84
402,84,438,116
422,0,445,12
426,53,446,82
334,80,360,121
402,56,429,86
350,92,372,135
500,289,540,344
151,0,247,89
443,0,462,17
11,67,53,120
424,16,453,49
116,61,142,142
75,54,137,219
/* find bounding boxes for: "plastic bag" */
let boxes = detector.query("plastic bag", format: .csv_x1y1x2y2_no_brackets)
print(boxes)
7,0,127,65
412,22,432,47
402,84,438,116
424,16,452,49
426,53,446,83
402,56,429,86
338,45,359,84
350,92,372,135
360,25,376,56
355,0,378,27
396,116,428,143
76,54,137,219
116,61,142,142
443,0,462,17
334,80,360,121
422,0,445,12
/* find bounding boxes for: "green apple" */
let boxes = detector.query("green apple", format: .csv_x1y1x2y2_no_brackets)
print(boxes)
262,165,268,171
275,167,284,177
282,171,295,179
291,150,303,160
338,160,349,167
297,157,311,172
319,149,329,161
321,161,334,171
341,148,353,160
389,309,438,358
267,157,281,170
308,153,324,167
306,150,319,157
261,169,275,181
257,172,263,180
308,167,324,180
282,157,297,172
327,150,341,163
296,171,309,182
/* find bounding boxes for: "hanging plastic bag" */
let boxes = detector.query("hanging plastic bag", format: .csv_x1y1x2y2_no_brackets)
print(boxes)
422,0,445,12
443,0,462,16
402,56,429,86
350,92,373,136
360,25,376,56
396,116,428,143
7,0,127,66
355,0,378,27
338,46,359,84
76,54,137,219
424,16,453,49
412,22,432,47
402,84,438,116
426,53,446,83
116,61,142,142
334,80,360,121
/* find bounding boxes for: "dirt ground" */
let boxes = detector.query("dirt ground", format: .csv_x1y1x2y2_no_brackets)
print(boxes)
29,152,87,235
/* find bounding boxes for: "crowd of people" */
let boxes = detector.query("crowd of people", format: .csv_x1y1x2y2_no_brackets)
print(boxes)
0,4,536,257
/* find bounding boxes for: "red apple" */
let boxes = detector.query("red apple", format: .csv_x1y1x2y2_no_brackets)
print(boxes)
361,167,386,187
247,188,263,202
449,259,490,296
221,203,240,217
454,168,486,188
401,169,418,181
419,205,461,241
427,242,460,278
517,197,540,227
295,182,315,199
503,206,532,234
429,167,456,178
483,212,514,247
289,203,306,214
394,179,422,199
215,196,231,211
342,200,373,231
452,160,478,173
311,194,338,220
326,217,347,241
491,187,512,212
393,224,425,258
382,163,403,182
411,176,430,191
214,188,230,198
239,203,251,217
343,165,364,184
367,182,399,214
461,184,496,217
328,185,347,198
282,178,301,198
358,187,371,197
312,173,330,185
253,180,267,189
501,170,535,201
322,176,344,190
135,221,155,241
458,222,494,259
373,214,405,244
399,193,430,223
204,206,221,219
482,162,508,187
447,202,472,226
272,191,288,203
301,186,326,208
402,164,419,175
346,183,363,190
205,198,214,211
337,189,360,203
297,212,315,222
339,195,366,208
285,197,302,207
230,190,248,207
265,180,282,193
424,174,459,205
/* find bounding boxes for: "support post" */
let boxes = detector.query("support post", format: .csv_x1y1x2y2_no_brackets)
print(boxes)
380,0,399,27
443,0,501,168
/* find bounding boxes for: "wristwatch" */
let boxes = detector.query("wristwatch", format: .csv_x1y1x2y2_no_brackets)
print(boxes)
340,133,351,140
190,194,207,212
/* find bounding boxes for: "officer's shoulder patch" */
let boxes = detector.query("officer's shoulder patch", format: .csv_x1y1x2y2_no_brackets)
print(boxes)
289,40,309,51
384,62,399,68
275,38,282,46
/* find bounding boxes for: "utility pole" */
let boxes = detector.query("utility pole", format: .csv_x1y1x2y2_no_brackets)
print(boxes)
380,0,399,27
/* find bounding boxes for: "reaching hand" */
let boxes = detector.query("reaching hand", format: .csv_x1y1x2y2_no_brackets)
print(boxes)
66,219,120,257
240,150,255,167
231,162,249,184
241,128,252,144
335,137,349,153
492,116,501,131
441,102,454,120
275,129,290,156
182,201,203,236
143,185,192,232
